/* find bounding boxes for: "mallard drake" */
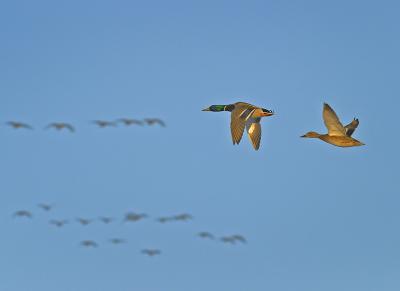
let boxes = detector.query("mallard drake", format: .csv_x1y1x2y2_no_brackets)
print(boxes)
202,102,274,150
301,103,365,147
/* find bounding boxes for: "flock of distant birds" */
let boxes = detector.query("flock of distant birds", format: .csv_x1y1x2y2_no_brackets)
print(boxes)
4,118,166,132
13,204,247,257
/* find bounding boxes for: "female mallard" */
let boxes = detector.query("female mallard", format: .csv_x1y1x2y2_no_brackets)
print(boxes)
301,103,365,147
202,102,274,150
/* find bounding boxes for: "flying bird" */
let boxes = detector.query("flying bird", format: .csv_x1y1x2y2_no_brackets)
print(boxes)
109,238,126,244
38,204,52,211
13,210,32,218
141,249,161,256
173,213,193,221
50,220,68,227
117,118,144,126
45,122,75,132
77,218,92,225
124,212,148,222
99,217,114,224
301,103,365,147
80,240,98,248
156,217,172,223
231,234,247,244
92,120,117,128
202,102,274,150
6,121,33,130
198,232,215,239
144,118,166,127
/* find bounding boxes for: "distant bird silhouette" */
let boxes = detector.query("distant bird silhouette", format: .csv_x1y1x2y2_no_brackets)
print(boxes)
124,212,148,222
81,240,98,248
173,213,193,221
220,236,236,244
109,238,126,244
13,210,32,218
6,121,33,130
99,217,114,224
198,232,215,239
232,234,247,244
141,249,161,256
38,204,52,211
77,218,92,225
45,122,75,132
144,118,166,127
117,118,144,126
50,219,68,227
156,217,172,223
92,120,117,128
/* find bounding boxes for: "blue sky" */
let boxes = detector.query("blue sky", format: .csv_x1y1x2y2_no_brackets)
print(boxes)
1,0,399,290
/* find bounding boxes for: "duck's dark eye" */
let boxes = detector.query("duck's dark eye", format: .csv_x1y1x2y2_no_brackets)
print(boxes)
262,108,273,113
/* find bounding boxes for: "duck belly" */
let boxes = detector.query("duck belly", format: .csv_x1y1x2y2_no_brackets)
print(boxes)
319,135,363,147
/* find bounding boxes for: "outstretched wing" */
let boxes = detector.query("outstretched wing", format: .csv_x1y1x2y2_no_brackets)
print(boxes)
322,103,346,136
230,103,257,145
344,118,359,137
246,118,261,150
65,124,75,132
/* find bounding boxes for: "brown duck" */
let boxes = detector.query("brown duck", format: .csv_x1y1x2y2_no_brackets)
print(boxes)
301,103,364,147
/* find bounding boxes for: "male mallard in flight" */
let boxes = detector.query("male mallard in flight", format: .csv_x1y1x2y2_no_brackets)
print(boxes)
301,103,365,147
202,102,274,150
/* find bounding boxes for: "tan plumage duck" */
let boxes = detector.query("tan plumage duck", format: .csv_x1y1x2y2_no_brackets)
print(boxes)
202,102,274,150
301,103,365,147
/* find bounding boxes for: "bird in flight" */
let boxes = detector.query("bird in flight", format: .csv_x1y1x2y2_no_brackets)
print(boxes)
38,204,52,211
141,249,161,256
220,236,236,244
45,122,75,132
109,238,126,244
77,218,92,225
99,217,114,224
173,213,193,221
202,102,274,150
156,217,172,223
231,234,247,244
50,219,68,227
81,240,98,248
301,103,365,147
92,120,117,128
117,118,144,126
6,121,33,130
124,212,148,222
198,232,215,239
144,118,166,127
13,210,32,218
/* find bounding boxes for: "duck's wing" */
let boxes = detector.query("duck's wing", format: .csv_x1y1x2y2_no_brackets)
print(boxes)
65,124,75,132
246,118,261,150
344,118,359,137
230,103,257,145
322,103,346,136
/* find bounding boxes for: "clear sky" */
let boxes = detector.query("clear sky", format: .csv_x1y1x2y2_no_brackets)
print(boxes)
1,0,399,290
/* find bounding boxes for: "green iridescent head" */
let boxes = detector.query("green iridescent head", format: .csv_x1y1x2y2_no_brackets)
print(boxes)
202,105,233,112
